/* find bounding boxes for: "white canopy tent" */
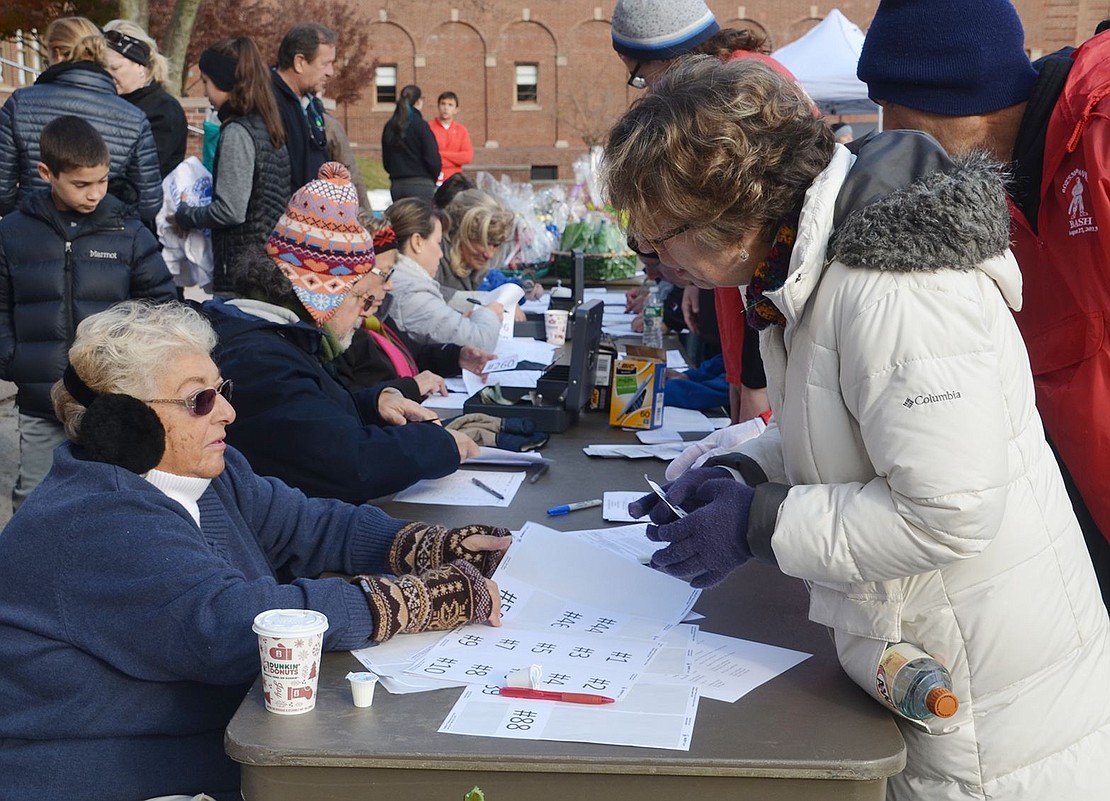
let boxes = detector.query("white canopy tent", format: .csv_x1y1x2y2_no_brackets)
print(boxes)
771,8,878,117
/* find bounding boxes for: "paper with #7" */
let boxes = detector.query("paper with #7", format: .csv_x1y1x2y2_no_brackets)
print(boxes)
406,523,700,697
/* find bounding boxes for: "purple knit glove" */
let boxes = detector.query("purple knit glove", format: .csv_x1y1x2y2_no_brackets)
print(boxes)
627,467,731,524
647,478,755,588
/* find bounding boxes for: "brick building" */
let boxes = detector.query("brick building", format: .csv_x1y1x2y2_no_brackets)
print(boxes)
2,1,1108,181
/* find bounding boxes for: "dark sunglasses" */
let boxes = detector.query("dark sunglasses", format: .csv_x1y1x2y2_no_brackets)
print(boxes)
627,62,648,90
148,379,233,416
103,29,151,67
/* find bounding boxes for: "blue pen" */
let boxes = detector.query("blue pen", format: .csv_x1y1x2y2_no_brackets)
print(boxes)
547,499,603,516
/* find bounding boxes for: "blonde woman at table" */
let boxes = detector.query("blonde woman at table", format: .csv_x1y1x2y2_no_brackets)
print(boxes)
387,196,504,352
610,57,1110,800
0,300,510,801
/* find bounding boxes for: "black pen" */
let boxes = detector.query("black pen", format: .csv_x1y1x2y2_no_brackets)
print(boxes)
467,297,484,305
471,477,505,500
528,463,550,483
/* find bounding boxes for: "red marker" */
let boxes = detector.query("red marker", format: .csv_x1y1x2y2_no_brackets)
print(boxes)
498,687,615,705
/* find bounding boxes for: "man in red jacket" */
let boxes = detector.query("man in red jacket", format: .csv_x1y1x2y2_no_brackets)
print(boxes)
859,0,1110,608
430,91,473,184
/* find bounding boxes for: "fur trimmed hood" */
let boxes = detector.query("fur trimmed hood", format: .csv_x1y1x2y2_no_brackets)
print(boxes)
829,134,1012,273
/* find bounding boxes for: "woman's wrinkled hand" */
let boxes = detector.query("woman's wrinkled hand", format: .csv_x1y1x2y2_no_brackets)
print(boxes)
415,371,448,397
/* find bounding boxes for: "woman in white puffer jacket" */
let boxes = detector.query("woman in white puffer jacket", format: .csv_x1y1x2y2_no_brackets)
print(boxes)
605,57,1110,800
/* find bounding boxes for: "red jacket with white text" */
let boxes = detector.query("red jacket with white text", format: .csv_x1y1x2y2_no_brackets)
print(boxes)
1009,31,1110,543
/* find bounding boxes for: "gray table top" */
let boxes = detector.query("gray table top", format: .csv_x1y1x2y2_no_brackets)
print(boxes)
226,410,905,781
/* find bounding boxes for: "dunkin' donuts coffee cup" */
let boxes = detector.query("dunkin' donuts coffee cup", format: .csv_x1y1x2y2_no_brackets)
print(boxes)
544,309,569,345
252,609,328,715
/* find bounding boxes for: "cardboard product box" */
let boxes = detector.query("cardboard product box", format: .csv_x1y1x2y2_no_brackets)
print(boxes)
608,345,666,429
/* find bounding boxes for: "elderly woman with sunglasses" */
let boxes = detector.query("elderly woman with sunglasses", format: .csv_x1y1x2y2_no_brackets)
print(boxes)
0,298,510,801
608,57,1110,799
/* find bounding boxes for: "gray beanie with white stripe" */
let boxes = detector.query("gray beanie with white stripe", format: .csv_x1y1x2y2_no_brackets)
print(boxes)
611,0,720,61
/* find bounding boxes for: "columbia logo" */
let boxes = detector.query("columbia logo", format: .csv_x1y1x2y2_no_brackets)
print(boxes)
88,249,118,259
904,390,963,408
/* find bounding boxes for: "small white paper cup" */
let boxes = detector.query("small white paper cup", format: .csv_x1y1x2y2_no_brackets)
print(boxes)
544,310,569,345
506,664,543,689
346,671,379,707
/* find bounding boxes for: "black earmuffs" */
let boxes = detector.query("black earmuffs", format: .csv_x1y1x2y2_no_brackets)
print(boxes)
63,365,166,474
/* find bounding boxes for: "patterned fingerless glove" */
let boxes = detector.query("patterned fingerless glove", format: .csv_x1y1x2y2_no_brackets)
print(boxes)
389,522,512,578
355,560,494,643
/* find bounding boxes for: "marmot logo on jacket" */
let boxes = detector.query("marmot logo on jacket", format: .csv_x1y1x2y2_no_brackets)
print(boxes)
88,249,119,259
903,390,962,408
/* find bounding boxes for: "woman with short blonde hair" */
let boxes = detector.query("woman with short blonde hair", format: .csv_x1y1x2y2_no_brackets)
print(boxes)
103,19,187,176
436,188,514,292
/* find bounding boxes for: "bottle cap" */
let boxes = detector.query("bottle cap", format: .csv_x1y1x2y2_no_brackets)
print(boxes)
927,687,959,718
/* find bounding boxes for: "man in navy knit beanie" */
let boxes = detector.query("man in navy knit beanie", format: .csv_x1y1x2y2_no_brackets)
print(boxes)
859,0,1110,612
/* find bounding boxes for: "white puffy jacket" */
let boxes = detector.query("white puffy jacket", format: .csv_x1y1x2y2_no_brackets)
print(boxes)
716,133,1110,799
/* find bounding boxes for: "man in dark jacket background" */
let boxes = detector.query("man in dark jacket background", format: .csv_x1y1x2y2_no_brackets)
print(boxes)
271,23,336,194
0,116,174,509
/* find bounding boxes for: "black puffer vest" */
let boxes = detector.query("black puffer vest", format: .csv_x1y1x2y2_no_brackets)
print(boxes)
211,115,291,293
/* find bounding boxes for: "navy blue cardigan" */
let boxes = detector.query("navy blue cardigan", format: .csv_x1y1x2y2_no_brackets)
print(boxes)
0,444,402,800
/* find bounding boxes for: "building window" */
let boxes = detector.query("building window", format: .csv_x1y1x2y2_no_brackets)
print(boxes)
375,65,397,105
515,63,538,104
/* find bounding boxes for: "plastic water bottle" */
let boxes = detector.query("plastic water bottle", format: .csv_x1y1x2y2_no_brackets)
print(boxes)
875,641,959,721
642,284,664,348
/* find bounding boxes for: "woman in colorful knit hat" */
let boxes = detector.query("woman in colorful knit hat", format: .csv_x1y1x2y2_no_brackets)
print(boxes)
204,162,479,503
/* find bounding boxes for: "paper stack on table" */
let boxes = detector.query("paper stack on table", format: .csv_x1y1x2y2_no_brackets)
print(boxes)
353,524,811,752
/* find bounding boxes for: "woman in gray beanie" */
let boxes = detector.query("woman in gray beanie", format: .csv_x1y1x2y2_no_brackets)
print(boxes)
610,0,719,87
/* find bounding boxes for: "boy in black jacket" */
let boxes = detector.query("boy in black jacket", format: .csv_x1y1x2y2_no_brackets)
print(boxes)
0,115,175,510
